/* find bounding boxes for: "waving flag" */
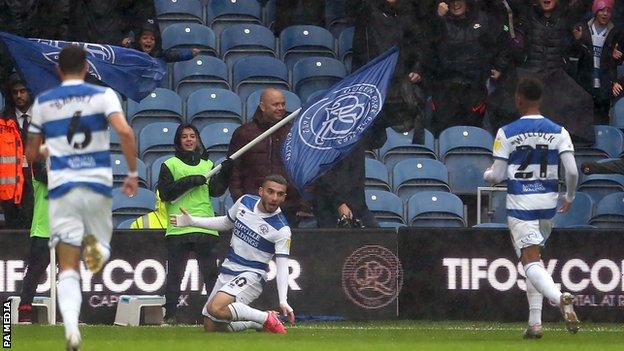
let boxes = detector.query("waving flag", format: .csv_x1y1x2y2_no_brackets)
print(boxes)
0,31,166,101
281,46,398,193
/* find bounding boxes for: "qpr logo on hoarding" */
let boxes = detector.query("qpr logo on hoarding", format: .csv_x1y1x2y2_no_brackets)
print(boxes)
298,84,381,150
342,245,403,309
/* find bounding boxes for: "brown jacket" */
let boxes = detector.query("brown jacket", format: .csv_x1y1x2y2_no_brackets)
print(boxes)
227,108,303,213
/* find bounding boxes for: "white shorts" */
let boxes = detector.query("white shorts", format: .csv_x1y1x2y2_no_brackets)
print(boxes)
48,187,112,248
508,217,552,257
202,271,264,321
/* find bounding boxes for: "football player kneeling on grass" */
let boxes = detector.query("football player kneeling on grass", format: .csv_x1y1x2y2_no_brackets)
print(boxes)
171,174,295,333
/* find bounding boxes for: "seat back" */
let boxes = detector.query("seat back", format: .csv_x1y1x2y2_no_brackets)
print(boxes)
364,189,405,224
149,154,175,190
407,191,465,227
220,24,276,69
552,192,594,228
232,56,289,102
139,122,180,166
280,25,336,69
187,88,242,128
380,127,436,170
393,159,450,202
112,188,157,227
161,23,217,56
173,55,229,101
111,155,148,188
155,0,203,30
200,122,240,162
365,158,391,191
589,191,624,227
338,26,354,72
127,88,183,136
206,0,263,36
292,57,346,102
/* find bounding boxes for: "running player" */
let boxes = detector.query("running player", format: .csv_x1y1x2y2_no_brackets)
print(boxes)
171,174,294,333
483,77,580,339
25,45,138,350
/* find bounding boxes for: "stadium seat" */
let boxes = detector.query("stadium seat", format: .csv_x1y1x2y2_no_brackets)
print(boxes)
187,88,243,128
589,192,624,228
112,188,156,227
407,191,466,227
200,122,240,162
393,159,450,202
245,89,301,121
305,89,327,104
325,0,351,37
365,158,391,192
578,173,624,205
220,24,276,70
611,97,624,129
292,57,346,103
379,128,436,171
126,88,183,137
116,218,135,229
279,25,336,69
173,55,229,101
110,127,121,153
338,27,354,72
149,154,174,190
139,122,180,166
378,222,406,229
364,190,405,224
438,126,493,195
161,23,217,56
552,192,594,228
154,0,203,30
263,0,276,28
206,0,263,37
575,125,623,170
232,56,289,102
111,155,148,189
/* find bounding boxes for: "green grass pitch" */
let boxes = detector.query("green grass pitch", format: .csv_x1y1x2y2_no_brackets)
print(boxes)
10,321,624,351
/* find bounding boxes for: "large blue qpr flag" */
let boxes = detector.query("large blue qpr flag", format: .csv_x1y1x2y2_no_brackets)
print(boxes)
282,46,398,193
0,31,166,102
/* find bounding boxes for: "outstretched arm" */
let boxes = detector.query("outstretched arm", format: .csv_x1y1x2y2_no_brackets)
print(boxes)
170,208,234,231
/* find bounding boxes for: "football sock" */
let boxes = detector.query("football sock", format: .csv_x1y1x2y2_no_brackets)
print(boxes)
227,302,268,324
526,279,543,326
227,321,264,332
57,269,82,339
524,261,562,306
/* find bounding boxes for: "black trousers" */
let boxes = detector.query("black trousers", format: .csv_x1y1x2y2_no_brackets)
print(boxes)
19,237,50,306
164,234,220,316
431,83,487,137
1,169,33,229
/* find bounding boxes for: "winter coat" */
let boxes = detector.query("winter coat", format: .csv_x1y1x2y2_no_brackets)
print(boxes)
226,108,303,212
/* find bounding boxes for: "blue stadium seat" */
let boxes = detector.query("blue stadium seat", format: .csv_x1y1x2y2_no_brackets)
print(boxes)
305,89,327,104
365,158,391,192
612,98,624,130
439,126,493,195
378,222,406,229
223,192,235,211
111,155,148,188
552,192,594,228
110,127,121,153
578,173,624,204
325,0,351,37
126,88,183,137
149,154,174,190
393,159,450,202
245,89,301,121
364,190,405,224
155,0,203,30
292,57,346,103
173,55,229,101
161,23,217,56
187,88,243,128
575,126,624,170
220,24,276,70
139,122,180,166
279,25,336,69
407,191,466,227
379,128,436,171
232,56,289,102
112,188,157,227
338,26,354,72
200,122,240,162
263,0,276,28
206,0,263,37
589,192,624,228
116,218,135,229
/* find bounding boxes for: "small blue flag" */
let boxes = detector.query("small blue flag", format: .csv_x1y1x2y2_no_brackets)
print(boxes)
281,46,398,193
0,31,166,102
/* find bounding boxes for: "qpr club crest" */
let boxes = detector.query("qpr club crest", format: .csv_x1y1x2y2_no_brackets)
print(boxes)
298,84,382,150
35,39,116,81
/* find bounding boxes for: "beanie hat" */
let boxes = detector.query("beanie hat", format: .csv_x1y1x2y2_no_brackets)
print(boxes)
593,0,614,14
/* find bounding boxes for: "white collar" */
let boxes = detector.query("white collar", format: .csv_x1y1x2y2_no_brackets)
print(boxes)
61,79,85,86
15,106,33,119
520,114,544,119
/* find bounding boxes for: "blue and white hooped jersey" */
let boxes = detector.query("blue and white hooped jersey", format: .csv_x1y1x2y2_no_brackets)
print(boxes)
222,194,291,280
493,115,574,220
29,79,122,199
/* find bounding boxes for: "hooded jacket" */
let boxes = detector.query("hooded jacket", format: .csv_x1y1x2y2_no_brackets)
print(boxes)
131,20,195,63
157,124,230,202
226,107,303,213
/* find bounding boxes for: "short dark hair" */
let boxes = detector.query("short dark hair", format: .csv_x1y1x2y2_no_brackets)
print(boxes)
58,45,86,74
261,174,288,187
516,77,543,101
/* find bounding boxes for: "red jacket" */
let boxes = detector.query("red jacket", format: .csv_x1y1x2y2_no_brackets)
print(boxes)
227,108,303,212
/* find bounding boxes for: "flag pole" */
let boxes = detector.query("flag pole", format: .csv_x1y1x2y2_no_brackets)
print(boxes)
172,108,302,203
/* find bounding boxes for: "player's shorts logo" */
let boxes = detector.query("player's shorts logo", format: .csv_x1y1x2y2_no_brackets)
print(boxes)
341,245,403,309
298,84,381,150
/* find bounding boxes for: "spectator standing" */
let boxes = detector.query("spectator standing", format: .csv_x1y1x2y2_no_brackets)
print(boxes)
272,0,325,34
157,123,231,324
